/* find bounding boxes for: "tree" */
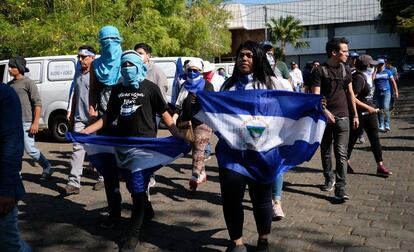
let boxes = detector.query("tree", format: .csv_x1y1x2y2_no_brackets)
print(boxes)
380,0,414,33
0,0,231,59
267,15,309,60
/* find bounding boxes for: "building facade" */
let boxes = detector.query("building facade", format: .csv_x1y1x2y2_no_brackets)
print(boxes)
221,0,403,68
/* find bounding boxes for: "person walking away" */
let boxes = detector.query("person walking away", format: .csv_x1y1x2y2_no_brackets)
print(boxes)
82,51,184,252
175,60,214,191
347,55,393,177
373,58,398,132
7,56,54,181
0,83,31,252
311,37,359,202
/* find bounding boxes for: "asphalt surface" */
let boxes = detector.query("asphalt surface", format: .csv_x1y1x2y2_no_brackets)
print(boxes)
18,78,414,252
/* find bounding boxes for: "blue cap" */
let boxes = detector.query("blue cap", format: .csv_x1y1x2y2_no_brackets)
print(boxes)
349,52,359,58
99,25,121,40
377,58,385,64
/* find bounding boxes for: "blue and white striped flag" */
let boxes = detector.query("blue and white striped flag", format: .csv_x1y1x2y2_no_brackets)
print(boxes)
67,133,191,191
194,90,326,183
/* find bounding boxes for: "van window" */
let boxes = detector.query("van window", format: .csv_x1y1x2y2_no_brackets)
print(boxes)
0,64,5,83
48,60,76,81
154,61,176,78
25,62,42,83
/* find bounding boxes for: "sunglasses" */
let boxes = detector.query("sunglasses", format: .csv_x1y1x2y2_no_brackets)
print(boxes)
77,55,90,60
187,68,199,73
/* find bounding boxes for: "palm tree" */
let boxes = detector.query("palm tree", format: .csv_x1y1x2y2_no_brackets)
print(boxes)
267,15,309,60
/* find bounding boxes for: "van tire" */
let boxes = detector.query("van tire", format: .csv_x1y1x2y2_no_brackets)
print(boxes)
50,113,70,142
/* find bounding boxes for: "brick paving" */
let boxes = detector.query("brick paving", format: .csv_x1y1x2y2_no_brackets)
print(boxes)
18,79,414,252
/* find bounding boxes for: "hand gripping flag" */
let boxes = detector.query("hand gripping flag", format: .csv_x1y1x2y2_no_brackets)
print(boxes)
67,132,191,192
194,90,327,184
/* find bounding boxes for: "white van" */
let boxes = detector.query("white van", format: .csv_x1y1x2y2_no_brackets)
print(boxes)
0,55,202,142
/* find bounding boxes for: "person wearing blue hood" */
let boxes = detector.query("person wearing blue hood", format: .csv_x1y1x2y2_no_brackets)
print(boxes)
89,25,123,127
82,50,184,252
88,25,123,229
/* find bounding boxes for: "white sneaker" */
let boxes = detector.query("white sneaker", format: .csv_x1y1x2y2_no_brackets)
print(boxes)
272,200,285,221
148,175,156,188
189,172,207,191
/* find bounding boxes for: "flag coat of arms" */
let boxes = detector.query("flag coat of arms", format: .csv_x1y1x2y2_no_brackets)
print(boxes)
67,133,191,192
194,89,326,184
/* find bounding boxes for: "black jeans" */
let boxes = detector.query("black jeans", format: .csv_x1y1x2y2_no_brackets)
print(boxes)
219,168,272,240
348,112,383,163
320,117,349,189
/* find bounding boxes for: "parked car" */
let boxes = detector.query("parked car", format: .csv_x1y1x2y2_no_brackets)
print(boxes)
402,55,414,75
0,55,203,142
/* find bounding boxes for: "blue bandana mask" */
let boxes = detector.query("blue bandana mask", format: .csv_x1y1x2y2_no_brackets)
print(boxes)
187,70,201,79
94,26,123,86
121,51,147,89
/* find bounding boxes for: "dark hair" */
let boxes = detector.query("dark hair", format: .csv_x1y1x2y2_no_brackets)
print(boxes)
325,37,349,58
134,43,152,54
355,59,368,71
217,67,225,71
222,40,275,90
78,45,96,54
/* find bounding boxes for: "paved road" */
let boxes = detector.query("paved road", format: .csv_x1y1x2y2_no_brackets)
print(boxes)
18,79,414,252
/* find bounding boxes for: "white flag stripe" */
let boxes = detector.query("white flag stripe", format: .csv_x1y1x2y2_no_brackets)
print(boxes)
197,111,326,152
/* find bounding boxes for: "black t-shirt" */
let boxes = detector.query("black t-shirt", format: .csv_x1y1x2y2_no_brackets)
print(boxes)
352,71,375,111
312,62,352,117
180,81,214,128
105,79,169,137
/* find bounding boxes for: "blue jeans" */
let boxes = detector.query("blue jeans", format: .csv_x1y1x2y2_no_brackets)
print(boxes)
373,90,391,129
22,122,51,170
272,173,283,201
0,207,31,252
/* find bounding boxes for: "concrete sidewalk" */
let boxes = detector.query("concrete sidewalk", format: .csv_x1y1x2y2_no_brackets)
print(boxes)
18,80,414,252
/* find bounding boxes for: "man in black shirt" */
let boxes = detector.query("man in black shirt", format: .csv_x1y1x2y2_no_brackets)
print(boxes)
312,37,359,202
83,51,184,252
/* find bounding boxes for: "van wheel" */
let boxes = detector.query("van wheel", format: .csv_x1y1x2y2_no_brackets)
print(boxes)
50,113,70,142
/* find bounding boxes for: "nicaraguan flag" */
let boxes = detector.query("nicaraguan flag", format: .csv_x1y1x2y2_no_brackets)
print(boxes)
170,57,184,107
194,90,326,184
67,133,191,192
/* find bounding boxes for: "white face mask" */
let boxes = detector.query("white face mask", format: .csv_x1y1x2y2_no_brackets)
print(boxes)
266,53,275,67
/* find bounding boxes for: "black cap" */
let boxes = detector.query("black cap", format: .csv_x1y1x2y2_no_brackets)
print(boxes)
9,56,30,74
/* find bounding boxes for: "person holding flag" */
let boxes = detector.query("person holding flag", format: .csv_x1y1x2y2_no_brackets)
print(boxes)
194,41,325,251
79,50,187,252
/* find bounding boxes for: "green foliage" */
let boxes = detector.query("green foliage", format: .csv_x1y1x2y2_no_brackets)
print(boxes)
380,0,414,33
267,15,309,60
0,0,231,59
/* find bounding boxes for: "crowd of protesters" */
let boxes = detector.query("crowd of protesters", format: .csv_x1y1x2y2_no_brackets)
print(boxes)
0,25,399,252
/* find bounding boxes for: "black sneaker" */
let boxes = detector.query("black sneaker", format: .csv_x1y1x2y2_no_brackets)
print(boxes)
119,235,140,252
256,239,270,252
225,242,247,252
334,188,350,202
321,179,335,191
100,215,121,229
